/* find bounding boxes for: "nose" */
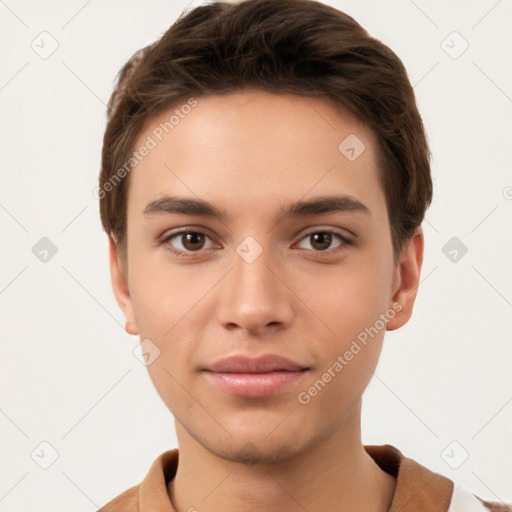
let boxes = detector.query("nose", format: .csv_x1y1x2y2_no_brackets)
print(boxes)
216,240,294,336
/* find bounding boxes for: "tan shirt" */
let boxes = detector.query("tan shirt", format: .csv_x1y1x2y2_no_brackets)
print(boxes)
98,444,510,511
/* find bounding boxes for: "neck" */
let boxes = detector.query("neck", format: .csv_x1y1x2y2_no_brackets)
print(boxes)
168,399,396,512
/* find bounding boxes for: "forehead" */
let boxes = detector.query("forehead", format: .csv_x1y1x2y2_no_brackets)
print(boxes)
127,90,385,221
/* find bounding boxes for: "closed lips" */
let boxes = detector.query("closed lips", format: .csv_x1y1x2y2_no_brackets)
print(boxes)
203,354,310,373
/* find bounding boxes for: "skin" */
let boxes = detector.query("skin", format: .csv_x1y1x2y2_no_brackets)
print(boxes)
109,90,424,512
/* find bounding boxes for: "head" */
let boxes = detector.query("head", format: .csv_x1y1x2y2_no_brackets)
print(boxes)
100,0,431,464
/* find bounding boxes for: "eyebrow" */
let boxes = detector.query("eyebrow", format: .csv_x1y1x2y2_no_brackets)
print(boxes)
143,194,370,221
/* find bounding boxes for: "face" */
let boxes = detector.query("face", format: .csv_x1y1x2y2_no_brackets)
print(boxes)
110,90,422,464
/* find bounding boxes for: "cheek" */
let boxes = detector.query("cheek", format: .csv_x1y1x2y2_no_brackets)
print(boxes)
127,261,208,397
305,260,393,341
296,268,391,412
300,255,393,398
128,255,208,338
133,285,201,415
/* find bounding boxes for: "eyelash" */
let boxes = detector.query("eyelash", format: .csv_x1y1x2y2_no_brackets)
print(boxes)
160,228,354,258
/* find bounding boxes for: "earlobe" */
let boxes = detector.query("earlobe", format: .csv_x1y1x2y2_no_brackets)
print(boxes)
125,320,139,335
108,235,139,335
386,226,424,331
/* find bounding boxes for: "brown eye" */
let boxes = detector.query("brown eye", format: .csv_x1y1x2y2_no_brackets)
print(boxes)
297,230,347,252
163,230,215,255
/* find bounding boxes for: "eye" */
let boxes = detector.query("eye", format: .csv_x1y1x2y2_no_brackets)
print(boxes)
162,229,216,256
160,228,353,258
296,229,352,254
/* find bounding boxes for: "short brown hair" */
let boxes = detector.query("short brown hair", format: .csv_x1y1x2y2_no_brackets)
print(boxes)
99,0,432,266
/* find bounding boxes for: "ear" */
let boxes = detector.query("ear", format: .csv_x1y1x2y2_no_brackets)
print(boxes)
386,226,424,331
109,235,139,335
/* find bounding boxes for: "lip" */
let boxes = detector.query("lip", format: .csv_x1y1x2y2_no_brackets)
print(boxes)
202,354,310,398
204,354,308,373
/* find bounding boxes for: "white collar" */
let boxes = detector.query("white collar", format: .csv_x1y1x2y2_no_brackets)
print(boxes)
448,483,490,511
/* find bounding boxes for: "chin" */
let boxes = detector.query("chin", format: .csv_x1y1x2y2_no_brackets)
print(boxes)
211,438,307,466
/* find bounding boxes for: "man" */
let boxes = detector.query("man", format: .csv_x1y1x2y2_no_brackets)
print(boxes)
97,0,510,510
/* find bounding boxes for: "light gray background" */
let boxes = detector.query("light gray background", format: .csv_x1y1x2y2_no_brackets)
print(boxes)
1,0,511,510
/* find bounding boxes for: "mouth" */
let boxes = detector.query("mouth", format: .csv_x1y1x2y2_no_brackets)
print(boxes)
202,353,311,398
